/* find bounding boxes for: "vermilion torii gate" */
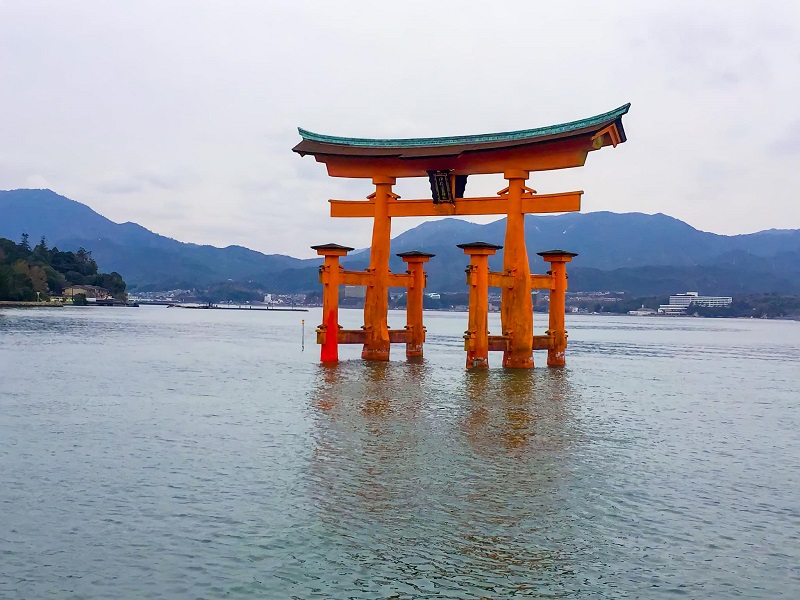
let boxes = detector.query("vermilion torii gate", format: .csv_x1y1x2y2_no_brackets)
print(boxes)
294,103,630,368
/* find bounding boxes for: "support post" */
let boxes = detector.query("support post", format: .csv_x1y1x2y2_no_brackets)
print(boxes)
537,250,578,368
459,242,502,370
312,243,353,363
362,176,395,361
397,251,435,359
501,170,534,368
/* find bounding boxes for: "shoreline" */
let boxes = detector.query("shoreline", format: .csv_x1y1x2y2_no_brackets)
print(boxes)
0,301,64,308
2,302,796,321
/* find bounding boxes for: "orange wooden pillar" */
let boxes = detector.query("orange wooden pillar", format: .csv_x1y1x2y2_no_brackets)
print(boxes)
397,251,434,358
362,176,395,361
501,170,534,369
312,243,353,363
459,242,501,370
537,250,577,367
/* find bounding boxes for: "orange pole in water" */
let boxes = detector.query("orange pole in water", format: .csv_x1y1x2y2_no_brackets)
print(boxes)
398,251,434,358
501,170,534,369
537,250,577,367
362,176,395,361
312,243,353,363
459,242,501,370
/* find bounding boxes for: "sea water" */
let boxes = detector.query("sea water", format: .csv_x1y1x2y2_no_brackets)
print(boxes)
1,307,798,598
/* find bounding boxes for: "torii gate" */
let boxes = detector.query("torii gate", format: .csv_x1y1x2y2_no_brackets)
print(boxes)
294,103,630,368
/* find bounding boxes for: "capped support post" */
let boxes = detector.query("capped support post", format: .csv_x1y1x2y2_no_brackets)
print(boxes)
458,242,502,370
537,250,578,368
362,176,397,361
312,243,354,363
397,251,435,358
501,170,534,369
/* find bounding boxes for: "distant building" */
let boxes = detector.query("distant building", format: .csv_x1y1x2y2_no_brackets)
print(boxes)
628,306,656,316
343,286,366,299
658,291,732,315
63,285,111,300
426,292,441,300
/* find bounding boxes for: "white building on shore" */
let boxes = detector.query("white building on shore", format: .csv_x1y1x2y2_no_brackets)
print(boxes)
658,291,733,315
628,306,657,316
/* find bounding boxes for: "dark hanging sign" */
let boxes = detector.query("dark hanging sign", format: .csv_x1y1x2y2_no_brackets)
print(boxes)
427,170,454,204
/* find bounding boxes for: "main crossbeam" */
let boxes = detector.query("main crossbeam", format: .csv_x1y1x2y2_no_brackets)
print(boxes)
338,270,412,288
329,191,582,218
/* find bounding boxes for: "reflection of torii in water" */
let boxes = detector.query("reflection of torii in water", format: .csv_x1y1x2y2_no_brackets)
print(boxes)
294,104,630,368
306,361,577,592
460,369,571,456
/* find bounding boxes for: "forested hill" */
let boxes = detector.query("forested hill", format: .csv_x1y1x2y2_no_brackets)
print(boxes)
0,189,304,290
0,235,126,302
2,188,800,295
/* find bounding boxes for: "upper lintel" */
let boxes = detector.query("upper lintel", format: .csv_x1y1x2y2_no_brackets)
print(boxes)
293,104,630,179
296,104,629,151
292,104,630,178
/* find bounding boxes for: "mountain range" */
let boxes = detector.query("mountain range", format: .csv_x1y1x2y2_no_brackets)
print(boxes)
2,188,799,296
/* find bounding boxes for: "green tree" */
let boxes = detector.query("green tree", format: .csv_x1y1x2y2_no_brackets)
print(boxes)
32,236,49,264
19,233,31,252
91,271,127,301
75,247,98,276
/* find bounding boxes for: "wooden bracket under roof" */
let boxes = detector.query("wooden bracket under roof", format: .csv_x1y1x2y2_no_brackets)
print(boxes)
496,184,538,196
591,124,622,148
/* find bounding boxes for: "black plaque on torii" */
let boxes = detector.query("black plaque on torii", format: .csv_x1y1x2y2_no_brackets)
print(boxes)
427,170,467,204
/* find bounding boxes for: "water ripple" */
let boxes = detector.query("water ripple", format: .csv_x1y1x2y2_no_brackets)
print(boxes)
0,307,798,598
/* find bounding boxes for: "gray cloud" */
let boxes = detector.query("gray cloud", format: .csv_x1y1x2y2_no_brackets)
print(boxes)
2,1,800,255
94,168,194,195
769,120,800,156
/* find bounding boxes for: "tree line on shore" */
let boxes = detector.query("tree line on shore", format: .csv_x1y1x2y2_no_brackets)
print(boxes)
0,234,127,302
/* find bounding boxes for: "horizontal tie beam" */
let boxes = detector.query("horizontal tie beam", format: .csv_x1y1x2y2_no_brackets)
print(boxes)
531,274,555,290
487,272,514,289
338,270,371,286
488,334,554,352
483,272,554,290
338,270,412,288
330,191,583,218
328,329,409,345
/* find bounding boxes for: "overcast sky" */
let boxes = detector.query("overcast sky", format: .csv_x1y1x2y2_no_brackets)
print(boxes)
2,1,799,257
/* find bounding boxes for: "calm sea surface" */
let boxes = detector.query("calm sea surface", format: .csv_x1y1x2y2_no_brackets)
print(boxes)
1,306,798,598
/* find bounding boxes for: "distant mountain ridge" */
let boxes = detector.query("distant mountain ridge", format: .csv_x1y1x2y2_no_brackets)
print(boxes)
0,189,306,290
351,212,800,294
2,188,799,295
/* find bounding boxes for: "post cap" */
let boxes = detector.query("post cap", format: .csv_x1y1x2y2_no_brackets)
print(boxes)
396,250,436,258
311,243,355,251
536,249,578,257
311,243,354,256
456,241,503,250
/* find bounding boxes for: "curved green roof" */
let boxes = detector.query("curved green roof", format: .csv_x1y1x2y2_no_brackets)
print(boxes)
298,103,630,149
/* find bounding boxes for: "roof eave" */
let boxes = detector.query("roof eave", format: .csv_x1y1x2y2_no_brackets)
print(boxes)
294,103,630,152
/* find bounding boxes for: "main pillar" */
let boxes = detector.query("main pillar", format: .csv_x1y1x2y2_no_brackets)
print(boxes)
362,176,395,361
312,243,353,363
397,251,434,358
459,242,501,370
538,250,577,368
501,170,534,368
